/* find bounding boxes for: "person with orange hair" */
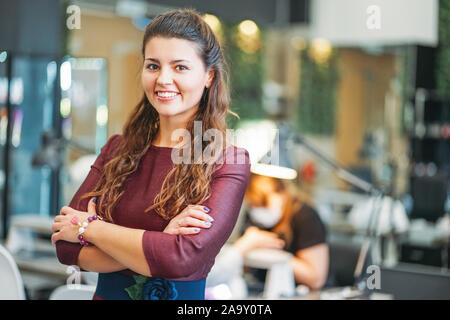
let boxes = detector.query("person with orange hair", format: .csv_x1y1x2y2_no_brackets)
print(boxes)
240,174,329,290
51,9,250,300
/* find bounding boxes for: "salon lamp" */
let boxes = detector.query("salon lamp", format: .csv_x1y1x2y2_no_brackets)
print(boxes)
235,120,298,180
250,124,298,180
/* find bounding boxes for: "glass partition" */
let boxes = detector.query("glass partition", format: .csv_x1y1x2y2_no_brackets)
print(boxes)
7,56,56,218
60,57,108,206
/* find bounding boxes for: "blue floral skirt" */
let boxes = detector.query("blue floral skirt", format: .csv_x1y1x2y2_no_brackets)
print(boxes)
95,272,206,300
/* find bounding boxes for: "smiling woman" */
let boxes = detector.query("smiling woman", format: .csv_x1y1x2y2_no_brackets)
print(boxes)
53,9,250,300
142,36,214,123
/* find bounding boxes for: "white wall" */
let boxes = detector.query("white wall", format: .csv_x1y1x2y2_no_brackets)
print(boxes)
309,0,438,47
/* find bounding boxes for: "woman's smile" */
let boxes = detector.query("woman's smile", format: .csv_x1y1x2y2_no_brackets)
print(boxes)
155,90,181,102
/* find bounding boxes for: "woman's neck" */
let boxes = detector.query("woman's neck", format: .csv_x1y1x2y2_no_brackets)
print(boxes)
153,106,199,148
153,117,189,148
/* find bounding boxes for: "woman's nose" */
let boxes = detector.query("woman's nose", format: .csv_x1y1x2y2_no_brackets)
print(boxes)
156,67,173,85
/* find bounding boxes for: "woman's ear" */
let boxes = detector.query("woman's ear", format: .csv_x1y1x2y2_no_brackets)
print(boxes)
205,69,215,88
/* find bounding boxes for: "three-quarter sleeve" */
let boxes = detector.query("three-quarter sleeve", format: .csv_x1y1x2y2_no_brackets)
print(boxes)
142,147,251,280
55,134,121,266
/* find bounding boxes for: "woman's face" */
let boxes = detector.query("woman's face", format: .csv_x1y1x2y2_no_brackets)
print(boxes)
246,175,279,207
142,36,214,121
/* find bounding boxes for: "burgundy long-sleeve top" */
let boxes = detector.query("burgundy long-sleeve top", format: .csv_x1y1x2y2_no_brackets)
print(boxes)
56,134,250,281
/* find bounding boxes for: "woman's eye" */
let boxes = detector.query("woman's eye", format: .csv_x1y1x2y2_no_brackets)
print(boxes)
176,65,188,71
147,64,159,70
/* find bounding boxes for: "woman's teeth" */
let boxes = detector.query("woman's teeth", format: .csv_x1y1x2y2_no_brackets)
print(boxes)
157,92,178,98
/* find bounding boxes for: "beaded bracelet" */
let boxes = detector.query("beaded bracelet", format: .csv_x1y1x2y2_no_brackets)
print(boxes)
71,215,102,246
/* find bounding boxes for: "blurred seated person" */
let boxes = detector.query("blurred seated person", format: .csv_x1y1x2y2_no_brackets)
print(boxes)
240,173,329,290
206,174,329,294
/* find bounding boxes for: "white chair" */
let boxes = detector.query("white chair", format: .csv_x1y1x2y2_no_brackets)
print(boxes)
0,244,26,299
49,284,96,300
244,248,296,299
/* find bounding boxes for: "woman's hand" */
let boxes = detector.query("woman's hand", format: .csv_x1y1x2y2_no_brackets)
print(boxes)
51,198,97,244
163,205,214,235
233,226,285,256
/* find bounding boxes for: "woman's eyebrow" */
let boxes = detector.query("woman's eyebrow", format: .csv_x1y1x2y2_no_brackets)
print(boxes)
144,58,191,64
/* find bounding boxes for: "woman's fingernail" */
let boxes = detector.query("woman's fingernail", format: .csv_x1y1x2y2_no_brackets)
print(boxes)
204,221,212,227
194,228,201,232
207,215,214,222
93,197,97,204
70,216,80,225
203,206,210,212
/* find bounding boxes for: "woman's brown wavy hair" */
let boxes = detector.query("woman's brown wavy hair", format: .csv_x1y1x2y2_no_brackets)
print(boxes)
79,9,237,222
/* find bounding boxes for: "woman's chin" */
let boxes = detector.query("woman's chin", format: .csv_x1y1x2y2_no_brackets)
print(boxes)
154,107,180,116
153,105,198,119
151,103,177,115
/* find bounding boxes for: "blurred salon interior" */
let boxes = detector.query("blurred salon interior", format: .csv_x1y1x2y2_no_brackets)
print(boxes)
0,0,449,300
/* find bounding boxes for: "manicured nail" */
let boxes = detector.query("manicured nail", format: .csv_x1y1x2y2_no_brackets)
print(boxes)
204,221,212,227
207,215,214,222
203,206,210,212
93,197,97,204
194,228,201,232
70,216,80,225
